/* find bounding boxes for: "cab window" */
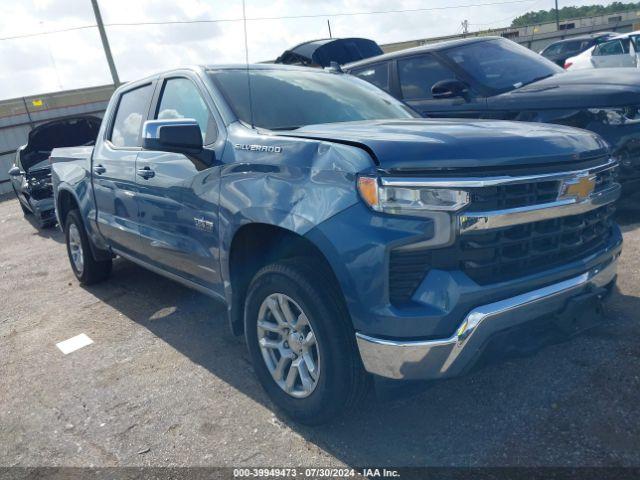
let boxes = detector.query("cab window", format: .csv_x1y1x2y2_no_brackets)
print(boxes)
351,63,390,92
156,78,217,144
110,84,154,148
397,55,456,100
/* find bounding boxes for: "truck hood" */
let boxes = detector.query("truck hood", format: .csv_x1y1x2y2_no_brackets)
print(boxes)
277,119,608,170
490,69,640,110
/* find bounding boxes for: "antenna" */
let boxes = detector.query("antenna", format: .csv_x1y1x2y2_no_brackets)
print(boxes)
327,19,332,38
241,0,255,128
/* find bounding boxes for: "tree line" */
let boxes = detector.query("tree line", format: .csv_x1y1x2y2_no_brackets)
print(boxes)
512,1,640,27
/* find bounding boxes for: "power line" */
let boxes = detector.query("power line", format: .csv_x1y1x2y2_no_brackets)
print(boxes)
0,0,541,42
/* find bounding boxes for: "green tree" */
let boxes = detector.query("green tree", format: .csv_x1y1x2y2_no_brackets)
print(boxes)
511,1,640,27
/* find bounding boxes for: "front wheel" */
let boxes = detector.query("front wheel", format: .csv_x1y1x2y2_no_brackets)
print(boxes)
244,259,369,425
65,209,112,285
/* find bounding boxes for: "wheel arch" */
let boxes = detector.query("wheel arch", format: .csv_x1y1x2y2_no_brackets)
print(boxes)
225,222,345,336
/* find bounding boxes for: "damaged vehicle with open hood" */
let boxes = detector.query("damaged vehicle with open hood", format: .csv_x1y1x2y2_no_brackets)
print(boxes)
9,116,101,227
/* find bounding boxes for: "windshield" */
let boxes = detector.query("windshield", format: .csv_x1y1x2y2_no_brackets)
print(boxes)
209,69,416,130
442,38,563,94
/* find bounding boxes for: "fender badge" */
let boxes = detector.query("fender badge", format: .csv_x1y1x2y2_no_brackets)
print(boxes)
234,144,282,153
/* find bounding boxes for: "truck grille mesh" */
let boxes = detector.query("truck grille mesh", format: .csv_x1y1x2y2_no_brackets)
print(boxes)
456,204,615,285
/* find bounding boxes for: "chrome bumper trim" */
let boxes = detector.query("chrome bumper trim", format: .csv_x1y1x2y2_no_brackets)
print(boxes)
459,183,620,233
356,258,617,380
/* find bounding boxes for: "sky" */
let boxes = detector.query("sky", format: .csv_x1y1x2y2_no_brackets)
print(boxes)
0,0,621,100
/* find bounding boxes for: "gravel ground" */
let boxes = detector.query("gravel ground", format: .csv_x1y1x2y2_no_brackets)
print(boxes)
1,193,640,468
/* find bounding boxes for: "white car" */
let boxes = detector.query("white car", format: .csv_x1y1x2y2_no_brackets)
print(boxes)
564,31,639,70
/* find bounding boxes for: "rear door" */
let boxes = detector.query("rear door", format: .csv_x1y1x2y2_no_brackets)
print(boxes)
591,38,635,68
394,53,486,117
135,73,225,290
92,81,155,256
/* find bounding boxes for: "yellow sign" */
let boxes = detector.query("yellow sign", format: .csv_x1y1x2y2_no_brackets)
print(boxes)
31,99,43,107
562,176,596,201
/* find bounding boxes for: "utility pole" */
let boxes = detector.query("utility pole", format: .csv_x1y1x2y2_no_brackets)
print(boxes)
327,19,332,38
461,19,469,37
90,0,120,87
555,0,560,30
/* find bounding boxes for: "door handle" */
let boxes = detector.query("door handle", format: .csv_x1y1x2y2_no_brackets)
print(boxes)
137,166,155,179
93,164,106,175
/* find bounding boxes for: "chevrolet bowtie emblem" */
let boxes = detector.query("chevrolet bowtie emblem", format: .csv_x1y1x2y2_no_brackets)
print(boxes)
560,175,596,201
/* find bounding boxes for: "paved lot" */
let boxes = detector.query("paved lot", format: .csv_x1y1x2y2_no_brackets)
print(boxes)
1,194,640,468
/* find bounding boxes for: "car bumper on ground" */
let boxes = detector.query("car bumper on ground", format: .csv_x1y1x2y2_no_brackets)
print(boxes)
356,255,618,380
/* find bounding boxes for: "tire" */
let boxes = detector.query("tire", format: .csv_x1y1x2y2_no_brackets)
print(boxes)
244,258,370,425
65,209,112,285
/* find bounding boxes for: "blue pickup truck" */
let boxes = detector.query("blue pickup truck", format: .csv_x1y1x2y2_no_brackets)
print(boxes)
51,65,622,424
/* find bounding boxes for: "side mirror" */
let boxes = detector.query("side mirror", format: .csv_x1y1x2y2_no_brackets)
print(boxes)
8,165,22,176
431,79,468,99
142,119,203,155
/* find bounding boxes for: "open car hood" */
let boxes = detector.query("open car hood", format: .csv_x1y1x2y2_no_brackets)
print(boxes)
21,116,101,172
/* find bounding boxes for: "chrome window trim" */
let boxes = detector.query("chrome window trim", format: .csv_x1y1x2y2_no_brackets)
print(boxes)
379,158,617,188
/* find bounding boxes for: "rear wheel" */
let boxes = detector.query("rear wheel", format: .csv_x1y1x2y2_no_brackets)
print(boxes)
244,259,369,425
65,209,112,285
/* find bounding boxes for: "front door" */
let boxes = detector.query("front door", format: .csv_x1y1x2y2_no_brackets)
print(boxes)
395,54,486,118
92,82,155,256
135,75,224,290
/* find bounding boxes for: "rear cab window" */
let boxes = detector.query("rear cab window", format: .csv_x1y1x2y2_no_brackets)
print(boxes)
109,84,154,148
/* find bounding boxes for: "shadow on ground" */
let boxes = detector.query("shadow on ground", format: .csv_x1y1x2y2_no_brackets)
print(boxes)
81,256,640,467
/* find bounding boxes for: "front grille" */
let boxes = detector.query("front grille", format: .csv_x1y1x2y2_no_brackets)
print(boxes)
468,180,559,211
467,166,616,212
449,204,615,285
386,162,618,304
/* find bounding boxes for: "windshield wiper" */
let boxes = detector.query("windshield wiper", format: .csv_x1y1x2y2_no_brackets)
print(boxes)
514,73,555,89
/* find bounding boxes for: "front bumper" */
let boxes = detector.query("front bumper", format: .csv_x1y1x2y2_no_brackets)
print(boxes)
356,256,617,380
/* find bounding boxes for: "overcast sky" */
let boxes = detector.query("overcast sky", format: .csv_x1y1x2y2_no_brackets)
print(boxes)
0,0,620,100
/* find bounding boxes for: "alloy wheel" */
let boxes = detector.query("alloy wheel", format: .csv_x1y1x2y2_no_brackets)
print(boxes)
257,293,320,398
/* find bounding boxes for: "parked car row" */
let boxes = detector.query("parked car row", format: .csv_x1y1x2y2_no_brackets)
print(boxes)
539,32,617,67
565,30,640,70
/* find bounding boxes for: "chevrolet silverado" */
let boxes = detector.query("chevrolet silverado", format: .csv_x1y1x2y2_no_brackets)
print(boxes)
51,65,622,424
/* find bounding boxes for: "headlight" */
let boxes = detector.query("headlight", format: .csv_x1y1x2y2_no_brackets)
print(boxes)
357,176,469,216
589,106,640,125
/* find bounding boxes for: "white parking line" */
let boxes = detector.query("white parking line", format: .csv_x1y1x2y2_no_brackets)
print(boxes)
56,333,94,355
